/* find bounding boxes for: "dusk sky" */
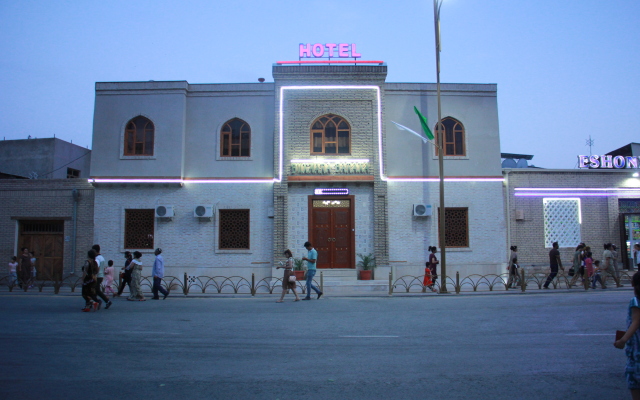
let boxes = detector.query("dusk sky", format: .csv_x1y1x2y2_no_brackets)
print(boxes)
1,0,638,169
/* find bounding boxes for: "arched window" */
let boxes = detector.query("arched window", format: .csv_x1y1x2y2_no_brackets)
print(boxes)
435,117,465,156
220,118,251,157
124,116,154,156
311,114,350,155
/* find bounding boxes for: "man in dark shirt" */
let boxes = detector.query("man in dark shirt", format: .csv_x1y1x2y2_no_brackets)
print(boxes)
543,241,563,289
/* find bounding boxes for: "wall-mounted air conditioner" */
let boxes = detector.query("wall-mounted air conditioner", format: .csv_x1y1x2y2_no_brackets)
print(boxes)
194,205,214,218
413,204,432,217
155,205,174,218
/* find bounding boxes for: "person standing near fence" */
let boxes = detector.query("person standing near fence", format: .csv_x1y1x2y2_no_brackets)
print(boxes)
543,242,563,289
127,251,145,301
151,248,168,300
301,241,322,300
8,256,18,287
92,245,112,309
117,251,133,297
506,246,520,289
276,249,300,302
18,247,32,289
569,244,585,288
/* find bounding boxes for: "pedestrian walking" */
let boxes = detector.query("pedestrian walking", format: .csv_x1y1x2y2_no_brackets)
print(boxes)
584,248,594,280
127,251,145,301
614,271,640,399
506,245,520,289
8,256,19,287
117,251,133,297
633,244,640,272
592,260,606,289
424,246,438,292
81,249,100,312
151,248,168,300
18,247,32,289
29,252,36,285
569,244,585,287
276,249,300,302
92,245,112,309
103,260,116,296
613,244,624,287
301,241,323,300
543,242,563,289
603,243,622,288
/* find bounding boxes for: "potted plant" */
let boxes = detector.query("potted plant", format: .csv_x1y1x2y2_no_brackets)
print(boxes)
293,258,306,281
357,253,376,280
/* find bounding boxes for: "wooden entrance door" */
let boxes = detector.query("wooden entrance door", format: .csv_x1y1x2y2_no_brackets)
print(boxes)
19,220,64,281
310,197,354,269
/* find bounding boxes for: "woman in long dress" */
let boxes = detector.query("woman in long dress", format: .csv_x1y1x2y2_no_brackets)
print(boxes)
276,249,300,303
127,251,145,301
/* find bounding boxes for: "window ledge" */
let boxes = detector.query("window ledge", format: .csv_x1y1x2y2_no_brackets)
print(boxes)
120,155,156,160
215,249,253,254
215,156,254,161
443,247,472,252
432,156,469,160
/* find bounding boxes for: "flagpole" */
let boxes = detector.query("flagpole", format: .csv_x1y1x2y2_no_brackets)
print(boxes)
434,0,447,293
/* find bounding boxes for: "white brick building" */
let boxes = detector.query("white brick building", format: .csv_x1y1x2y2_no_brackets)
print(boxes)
90,63,507,281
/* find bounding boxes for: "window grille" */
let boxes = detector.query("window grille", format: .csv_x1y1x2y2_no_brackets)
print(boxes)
543,198,581,248
124,209,154,249
438,207,469,247
21,221,64,234
219,209,250,249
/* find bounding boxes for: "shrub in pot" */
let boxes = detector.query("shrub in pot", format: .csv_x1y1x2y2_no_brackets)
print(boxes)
357,253,376,280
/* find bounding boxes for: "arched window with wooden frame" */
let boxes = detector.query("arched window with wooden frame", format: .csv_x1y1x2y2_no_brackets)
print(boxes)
220,118,251,157
124,116,155,156
310,114,350,155
434,117,465,156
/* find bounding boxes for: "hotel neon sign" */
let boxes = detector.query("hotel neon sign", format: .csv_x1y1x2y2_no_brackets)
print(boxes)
299,43,362,58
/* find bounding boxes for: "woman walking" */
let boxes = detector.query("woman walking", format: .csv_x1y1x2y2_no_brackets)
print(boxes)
276,250,300,303
506,246,520,289
117,251,133,296
81,249,100,312
424,246,438,292
18,247,32,289
127,251,145,301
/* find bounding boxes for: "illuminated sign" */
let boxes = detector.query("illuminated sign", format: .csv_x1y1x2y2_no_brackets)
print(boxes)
578,155,639,169
290,161,370,175
314,188,349,195
299,43,361,58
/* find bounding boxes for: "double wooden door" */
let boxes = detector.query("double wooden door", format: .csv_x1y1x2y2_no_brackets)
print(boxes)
310,198,354,269
19,220,64,280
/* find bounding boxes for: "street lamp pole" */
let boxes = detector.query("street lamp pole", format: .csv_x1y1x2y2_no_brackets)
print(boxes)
434,0,447,293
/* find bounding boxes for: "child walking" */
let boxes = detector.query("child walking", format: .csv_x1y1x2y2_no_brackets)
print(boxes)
103,260,116,296
614,272,640,399
592,260,607,289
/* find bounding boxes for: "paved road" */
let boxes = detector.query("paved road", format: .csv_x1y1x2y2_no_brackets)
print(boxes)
0,290,633,399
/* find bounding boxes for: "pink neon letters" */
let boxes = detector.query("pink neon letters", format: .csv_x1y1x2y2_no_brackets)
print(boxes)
299,43,362,58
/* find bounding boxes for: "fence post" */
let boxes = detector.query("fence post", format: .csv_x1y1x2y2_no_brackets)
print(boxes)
388,271,393,296
456,272,460,294
251,273,255,296
118,273,122,295
521,267,526,292
320,271,324,293
183,272,188,295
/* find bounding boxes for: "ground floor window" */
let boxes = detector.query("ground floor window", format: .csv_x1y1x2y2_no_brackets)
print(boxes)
543,198,581,248
124,209,154,249
438,207,469,248
219,209,250,249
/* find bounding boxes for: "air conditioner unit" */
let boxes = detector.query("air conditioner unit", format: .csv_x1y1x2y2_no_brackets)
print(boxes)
515,210,525,220
413,204,432,217
155,205,174,218
194,205,214,218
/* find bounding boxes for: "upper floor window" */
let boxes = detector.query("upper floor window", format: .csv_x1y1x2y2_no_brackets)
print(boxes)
435,117,465,156
67,168,80,179
220,118,251,157
124,116,154,156
311,114,350,155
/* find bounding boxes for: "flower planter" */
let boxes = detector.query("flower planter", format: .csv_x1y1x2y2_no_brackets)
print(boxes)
360,270,372,280
294,270,306,281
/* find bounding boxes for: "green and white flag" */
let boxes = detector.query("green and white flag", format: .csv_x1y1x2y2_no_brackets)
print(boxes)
391,121,428,143
413,106,435,141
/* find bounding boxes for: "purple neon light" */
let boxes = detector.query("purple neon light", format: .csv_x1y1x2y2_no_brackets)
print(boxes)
514,188,640,191
515,192,640,197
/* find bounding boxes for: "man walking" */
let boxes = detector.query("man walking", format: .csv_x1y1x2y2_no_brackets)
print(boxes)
151,248,168,300
543,241,563,289
92,244,112,309
301,241,323,300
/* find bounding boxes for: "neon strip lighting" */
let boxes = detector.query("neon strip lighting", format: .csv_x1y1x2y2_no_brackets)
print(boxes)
183,179,273,184
389,177,504,182
515,192,640,197
291,159,369,163
515,188,640,191
276,60,384,65
543,198,582,224
89,178,183,184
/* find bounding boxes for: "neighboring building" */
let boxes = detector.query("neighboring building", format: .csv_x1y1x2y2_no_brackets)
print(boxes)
0,179,94,279
0,137,91,180
90,64,506,281
607,143,640,158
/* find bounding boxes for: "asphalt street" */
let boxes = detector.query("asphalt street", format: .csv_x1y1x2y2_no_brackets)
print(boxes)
0,290,634,400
